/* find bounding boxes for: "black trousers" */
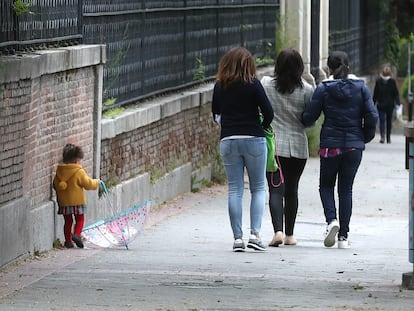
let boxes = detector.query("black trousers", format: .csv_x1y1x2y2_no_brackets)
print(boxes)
266,157,306,236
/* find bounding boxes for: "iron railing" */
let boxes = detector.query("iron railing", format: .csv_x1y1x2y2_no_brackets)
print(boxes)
0,0,82,54
310,0,321,83
2,0,388,107
82,1,279,108
328,0,385,75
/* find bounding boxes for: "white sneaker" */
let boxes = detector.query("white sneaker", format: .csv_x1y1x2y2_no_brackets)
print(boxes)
338,236,350,249
324,220,339,247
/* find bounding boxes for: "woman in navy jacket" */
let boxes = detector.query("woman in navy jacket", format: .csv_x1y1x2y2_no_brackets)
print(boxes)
302,51,378,249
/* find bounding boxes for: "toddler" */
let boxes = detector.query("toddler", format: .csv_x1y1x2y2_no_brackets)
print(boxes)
53,143,100,248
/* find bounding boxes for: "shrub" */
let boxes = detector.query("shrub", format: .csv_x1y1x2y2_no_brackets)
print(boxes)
400,74,414,102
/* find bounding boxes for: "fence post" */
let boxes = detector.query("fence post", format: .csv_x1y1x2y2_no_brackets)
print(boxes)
403,124,414,290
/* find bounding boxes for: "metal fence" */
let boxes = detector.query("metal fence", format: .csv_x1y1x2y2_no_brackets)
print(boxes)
1,0,387,108
328,0,385,75
0,0,82,54
1,0,278,108
82,1,279,108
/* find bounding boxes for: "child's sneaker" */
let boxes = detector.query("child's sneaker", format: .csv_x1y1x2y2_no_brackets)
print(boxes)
64,241,74,248
338,236,350,249
324,219,339,247
233,239,245,252
72,235,84,248
247,234,266,251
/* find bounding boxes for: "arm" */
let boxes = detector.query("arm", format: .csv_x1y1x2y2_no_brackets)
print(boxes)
372,79,379,104
391,79,400,106
78,169,100,190
303,82,315,107
211,83,221,123
255,79,274,128
301,84,324,127
361,84,379,143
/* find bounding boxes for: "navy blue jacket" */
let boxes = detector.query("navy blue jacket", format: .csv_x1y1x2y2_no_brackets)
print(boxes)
302,78,378,149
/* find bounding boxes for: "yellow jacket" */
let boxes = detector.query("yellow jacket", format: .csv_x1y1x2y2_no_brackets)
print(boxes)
53,163,99,207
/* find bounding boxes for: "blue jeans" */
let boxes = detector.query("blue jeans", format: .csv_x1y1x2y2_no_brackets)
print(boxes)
220,137,267,239
319,149,362,238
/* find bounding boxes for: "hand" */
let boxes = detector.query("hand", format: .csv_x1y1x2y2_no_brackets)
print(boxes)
98,180,104,198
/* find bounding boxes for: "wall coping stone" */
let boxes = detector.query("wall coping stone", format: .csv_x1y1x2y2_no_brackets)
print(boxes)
101,86,212,139
101,67,273,140
0,45,106,84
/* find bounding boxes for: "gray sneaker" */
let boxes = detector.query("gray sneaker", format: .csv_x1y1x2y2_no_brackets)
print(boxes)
247,234,266,251
233,238,245,252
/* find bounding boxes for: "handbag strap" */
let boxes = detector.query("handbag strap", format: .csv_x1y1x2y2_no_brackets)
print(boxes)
270,134,284,187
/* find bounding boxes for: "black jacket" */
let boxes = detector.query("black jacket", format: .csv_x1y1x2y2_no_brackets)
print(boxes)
372,77,400,110
212,78,274,139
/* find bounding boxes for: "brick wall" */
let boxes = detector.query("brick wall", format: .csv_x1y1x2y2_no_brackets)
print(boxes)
100,103,219,184
0,46,106,267
1,45,224,267
1,45,227,267
0,68,97,207
0,80,30,204
36,69,97,206
0,46,105,209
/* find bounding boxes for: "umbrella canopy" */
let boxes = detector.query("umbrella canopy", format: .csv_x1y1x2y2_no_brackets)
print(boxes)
82,181,150,249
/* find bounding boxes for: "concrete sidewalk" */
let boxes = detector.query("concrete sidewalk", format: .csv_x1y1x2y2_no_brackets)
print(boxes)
1,130,414,311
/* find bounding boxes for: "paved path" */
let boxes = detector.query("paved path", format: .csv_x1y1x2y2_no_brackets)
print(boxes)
1,130,413,310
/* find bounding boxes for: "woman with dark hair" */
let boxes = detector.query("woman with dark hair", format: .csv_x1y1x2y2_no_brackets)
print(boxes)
212,47,274,252
373,66,400,143
302,51,378,249
261,48,314,246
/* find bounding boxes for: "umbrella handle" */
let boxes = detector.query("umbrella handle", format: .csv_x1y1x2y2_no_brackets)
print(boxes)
99,180,109,195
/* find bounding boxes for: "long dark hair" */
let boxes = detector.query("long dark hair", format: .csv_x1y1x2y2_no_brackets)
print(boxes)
273,48,304,94
216,47,256,88
327,51,350,79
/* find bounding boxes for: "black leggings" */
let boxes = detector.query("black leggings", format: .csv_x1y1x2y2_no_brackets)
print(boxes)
266,157,306,236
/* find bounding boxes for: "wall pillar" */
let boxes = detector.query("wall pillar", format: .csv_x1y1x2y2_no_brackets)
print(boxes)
280,0,315,86
319,0,330,81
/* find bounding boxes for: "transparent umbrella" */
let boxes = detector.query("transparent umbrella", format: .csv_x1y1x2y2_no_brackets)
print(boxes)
82,181,150,250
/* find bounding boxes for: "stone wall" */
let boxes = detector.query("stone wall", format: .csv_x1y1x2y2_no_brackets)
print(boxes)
0,45,105,267
1,79,29,204
0,45,221,268
100,85,218,185
1,46,105,207
0,44,270,269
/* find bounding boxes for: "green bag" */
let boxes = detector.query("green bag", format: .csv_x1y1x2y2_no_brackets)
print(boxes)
264,125,278,172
